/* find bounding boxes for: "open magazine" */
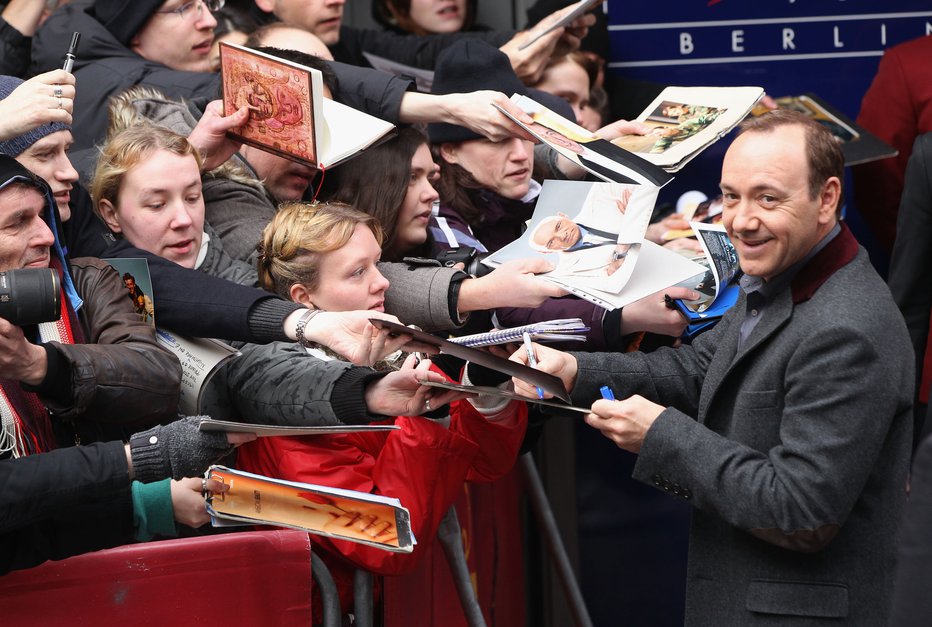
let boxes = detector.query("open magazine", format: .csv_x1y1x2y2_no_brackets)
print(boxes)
219,42,395,170
206,466,414,553
751,93,897,166
611,86,764,172
484,180,705,310
494,94,673,187
672,223,742,337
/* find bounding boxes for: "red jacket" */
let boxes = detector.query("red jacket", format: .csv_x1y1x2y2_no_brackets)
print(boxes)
855,35,932,253
235,365,527,618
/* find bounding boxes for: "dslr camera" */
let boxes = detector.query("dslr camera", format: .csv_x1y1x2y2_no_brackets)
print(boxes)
0,268,61,326
435,245,492,278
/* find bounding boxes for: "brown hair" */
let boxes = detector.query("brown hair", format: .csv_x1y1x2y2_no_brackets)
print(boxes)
256,201,383,299
372,0,476,35
90,124,203,222
737,109,845,213
326,126,428,261
432,144,489,228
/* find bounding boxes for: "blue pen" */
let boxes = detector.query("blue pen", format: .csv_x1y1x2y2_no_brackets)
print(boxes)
600,385,615,400
523,332,545,400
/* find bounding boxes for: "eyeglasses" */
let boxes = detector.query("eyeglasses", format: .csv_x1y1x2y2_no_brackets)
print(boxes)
157,0,225,20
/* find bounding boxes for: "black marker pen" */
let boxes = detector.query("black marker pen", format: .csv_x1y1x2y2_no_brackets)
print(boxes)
63,32,80,72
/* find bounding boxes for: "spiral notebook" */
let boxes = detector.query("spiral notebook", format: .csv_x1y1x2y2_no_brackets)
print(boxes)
449,319,590,348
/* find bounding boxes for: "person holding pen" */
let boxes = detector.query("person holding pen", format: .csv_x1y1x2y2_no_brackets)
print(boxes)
509,111,913,626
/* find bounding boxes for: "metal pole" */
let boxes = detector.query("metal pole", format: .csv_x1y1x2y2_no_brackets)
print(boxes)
520,452,594,627
438,506,488,627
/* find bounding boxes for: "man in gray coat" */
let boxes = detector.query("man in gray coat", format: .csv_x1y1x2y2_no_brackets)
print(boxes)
513,110,914,625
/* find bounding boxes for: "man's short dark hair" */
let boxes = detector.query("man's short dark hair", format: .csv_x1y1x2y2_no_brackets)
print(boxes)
122,273,135,282
737,110,845,208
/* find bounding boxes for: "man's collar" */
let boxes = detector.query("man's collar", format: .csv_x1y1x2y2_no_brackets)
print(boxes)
790,222,858,304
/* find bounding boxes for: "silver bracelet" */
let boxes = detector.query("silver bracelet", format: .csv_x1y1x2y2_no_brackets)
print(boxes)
294,309,322,347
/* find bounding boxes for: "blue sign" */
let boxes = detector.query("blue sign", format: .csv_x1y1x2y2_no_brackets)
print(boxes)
606,3,932,116
603,2,932,248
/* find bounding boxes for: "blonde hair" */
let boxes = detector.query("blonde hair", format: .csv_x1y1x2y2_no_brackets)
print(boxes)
90,124,203,222
256,201,384,299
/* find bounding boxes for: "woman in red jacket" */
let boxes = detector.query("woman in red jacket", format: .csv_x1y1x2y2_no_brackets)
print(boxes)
237,201,528,621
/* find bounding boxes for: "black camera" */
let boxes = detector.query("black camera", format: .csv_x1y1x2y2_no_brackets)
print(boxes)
0,268,61,326
436,246,492,277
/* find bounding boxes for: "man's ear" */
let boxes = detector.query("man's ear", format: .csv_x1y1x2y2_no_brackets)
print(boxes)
254,0,275,14
289,283,315,309
439,143,458,165
97,199,123,234
819,176,841,224
557,211,569,218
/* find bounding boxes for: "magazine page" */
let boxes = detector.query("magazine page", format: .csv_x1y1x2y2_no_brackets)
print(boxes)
219,42,323,169
612,86,764,171
495,95,673,187
155,330,240,415
206,465,414,553
485,180,705,310
102,258,155,327
673,223,741,319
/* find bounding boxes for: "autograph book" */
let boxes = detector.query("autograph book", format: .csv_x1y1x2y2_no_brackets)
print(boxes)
219,42,395,170
206,466,414,553
449,318,589,347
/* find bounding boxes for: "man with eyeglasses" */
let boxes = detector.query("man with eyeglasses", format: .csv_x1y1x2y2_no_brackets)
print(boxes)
30,0,528,155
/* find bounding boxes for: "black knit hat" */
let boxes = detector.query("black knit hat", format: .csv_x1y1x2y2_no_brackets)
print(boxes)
428,40,528,145
93,0,166,45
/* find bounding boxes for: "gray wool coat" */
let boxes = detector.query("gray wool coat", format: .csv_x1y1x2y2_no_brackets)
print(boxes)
570,226,913,625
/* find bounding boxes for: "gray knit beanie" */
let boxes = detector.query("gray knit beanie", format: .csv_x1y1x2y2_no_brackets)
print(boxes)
0,76,70,157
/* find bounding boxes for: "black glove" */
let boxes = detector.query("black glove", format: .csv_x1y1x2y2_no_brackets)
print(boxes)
129,416,232,483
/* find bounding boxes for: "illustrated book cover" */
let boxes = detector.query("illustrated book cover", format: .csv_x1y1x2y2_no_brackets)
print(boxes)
219,42,395,170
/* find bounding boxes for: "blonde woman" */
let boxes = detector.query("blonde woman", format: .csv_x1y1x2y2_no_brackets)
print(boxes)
239,200,528,622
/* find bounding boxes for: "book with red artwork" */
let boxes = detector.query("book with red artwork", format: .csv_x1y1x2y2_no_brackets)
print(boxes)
219,42,395,170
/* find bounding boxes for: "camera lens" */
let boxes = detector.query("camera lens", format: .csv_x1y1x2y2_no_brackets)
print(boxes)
0,268,61,326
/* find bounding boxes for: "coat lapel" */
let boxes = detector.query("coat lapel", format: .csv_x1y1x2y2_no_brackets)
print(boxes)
697,223,859,423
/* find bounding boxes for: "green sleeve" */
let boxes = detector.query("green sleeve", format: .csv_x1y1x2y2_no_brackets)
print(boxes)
131,479,178,541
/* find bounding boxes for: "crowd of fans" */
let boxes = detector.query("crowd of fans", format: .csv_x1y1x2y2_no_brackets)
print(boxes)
0,1,929,626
